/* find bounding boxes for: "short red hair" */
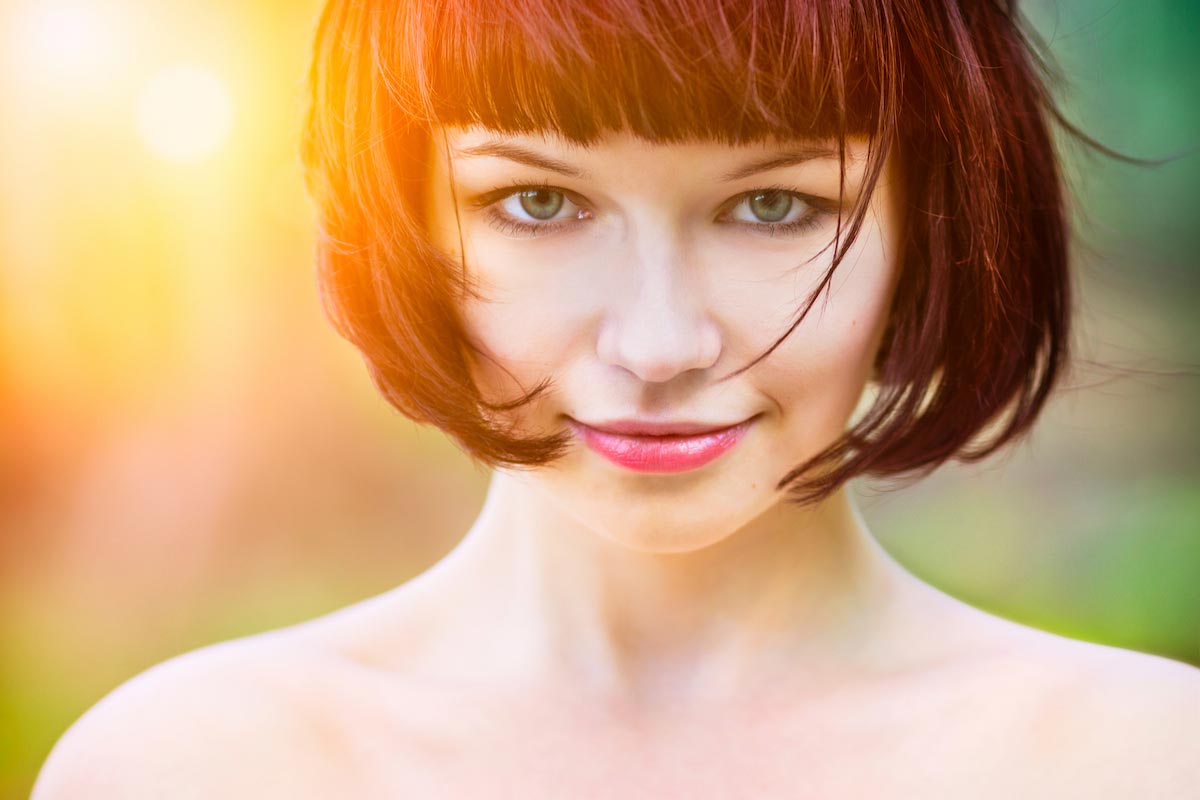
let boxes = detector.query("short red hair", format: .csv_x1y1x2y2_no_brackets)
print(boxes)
300,0,1078,504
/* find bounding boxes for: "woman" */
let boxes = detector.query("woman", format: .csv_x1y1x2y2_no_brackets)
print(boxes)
34,0,1198,796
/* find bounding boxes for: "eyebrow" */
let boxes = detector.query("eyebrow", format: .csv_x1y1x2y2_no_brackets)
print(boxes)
716,146,842,181
453,142,591,179
451,141,843,182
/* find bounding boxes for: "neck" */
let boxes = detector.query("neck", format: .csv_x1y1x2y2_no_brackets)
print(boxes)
410,468,918,708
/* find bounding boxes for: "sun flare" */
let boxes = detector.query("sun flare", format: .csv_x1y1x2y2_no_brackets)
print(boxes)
13,4,118,85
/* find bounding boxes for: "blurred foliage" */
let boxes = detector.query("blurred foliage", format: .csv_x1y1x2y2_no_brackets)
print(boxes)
0,0,1197,797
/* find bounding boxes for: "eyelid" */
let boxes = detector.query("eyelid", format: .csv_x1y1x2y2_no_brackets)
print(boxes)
465,180,835,213
467,181,839,238
463,181,588,212
716,187,833,218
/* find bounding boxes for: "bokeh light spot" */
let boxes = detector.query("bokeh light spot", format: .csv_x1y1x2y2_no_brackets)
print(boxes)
136,66,234,163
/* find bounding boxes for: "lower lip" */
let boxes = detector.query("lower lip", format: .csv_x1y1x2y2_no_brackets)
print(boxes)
567,417,756,474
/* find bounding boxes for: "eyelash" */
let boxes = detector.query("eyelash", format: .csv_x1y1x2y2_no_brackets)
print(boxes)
465,180,837,240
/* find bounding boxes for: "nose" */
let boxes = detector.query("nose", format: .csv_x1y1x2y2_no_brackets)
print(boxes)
595,235,722,384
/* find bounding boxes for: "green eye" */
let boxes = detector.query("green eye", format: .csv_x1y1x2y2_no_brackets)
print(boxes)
747,190,793,222
518,188,564,220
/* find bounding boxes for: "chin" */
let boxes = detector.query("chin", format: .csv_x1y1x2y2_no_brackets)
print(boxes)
577,494,764,554
594,525,736,555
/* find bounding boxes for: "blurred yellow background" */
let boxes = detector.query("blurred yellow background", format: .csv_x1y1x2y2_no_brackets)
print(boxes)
1,0,1197,796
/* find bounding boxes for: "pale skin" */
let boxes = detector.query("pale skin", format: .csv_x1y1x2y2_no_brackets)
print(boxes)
33,127,1200,799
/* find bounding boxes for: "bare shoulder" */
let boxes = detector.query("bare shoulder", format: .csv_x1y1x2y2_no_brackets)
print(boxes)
31,632,359,800
953,606,1200,797
1033,635,1200,794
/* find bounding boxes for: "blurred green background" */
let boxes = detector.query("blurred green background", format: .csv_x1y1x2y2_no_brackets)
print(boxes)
1,0,1197,796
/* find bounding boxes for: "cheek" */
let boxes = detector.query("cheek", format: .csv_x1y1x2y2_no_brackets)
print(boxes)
457,234,623,407
757,229,896,446
463,295,570,370
459,255,587,408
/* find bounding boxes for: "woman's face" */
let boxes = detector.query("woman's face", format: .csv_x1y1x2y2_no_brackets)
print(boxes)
425,125,903,553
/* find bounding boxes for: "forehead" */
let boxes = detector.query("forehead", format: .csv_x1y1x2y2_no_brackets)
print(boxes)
433,125,871,181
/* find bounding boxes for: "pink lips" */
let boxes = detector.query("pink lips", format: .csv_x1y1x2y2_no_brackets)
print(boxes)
567,417,755,473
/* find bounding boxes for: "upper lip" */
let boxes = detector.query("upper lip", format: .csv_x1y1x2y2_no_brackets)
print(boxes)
569,416,755,436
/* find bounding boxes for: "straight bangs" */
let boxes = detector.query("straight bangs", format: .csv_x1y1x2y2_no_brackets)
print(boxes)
385,0,894,147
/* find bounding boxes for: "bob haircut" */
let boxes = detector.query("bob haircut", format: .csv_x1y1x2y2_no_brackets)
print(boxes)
300,0,1082,505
